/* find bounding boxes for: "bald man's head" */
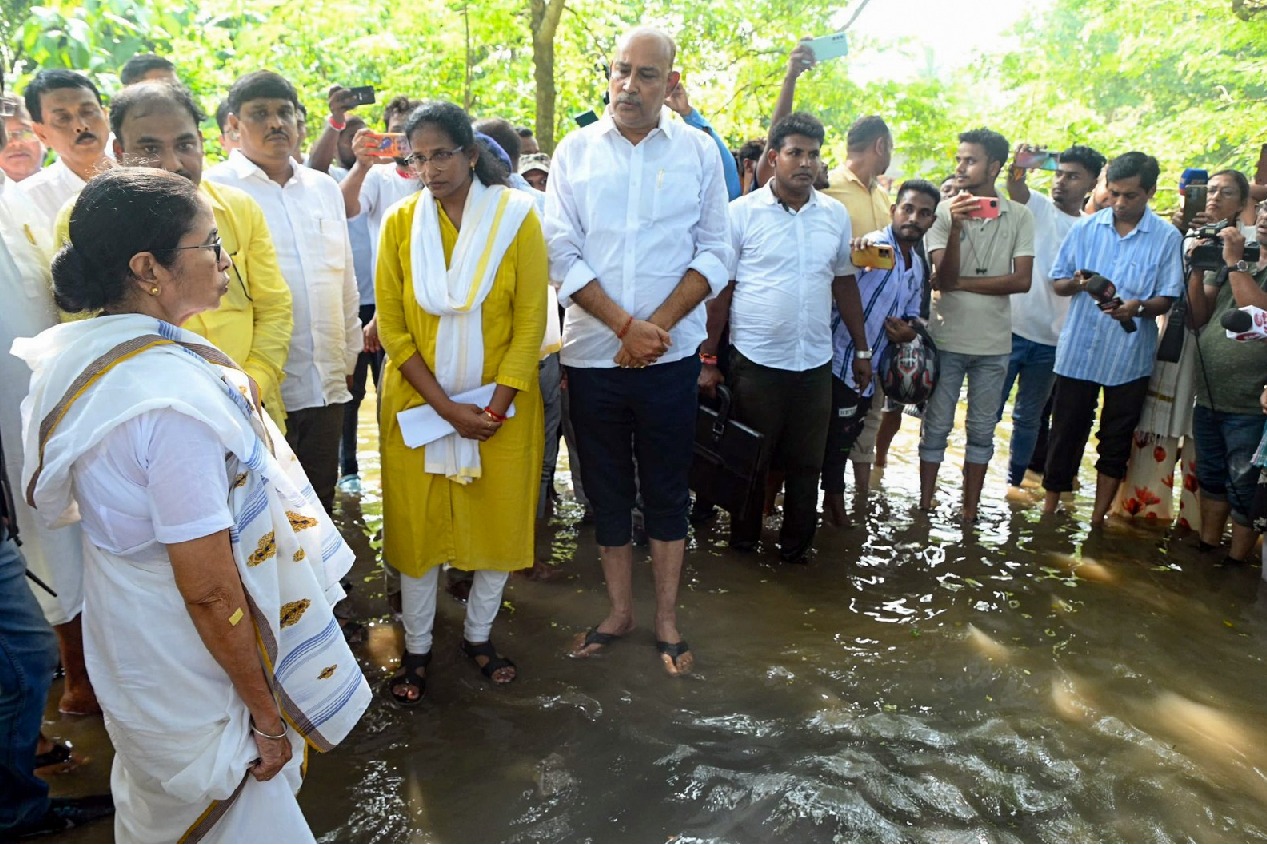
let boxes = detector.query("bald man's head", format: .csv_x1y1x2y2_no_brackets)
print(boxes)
608,26,680,139
614,26,677,70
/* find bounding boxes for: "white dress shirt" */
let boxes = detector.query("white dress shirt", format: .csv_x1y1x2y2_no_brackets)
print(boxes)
728,184,855,371
206,150,360,412
544,107,732,369
17,158,85,231
0,171,85,626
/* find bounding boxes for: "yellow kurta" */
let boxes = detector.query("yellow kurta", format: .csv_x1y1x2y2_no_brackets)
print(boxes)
376,191,547,577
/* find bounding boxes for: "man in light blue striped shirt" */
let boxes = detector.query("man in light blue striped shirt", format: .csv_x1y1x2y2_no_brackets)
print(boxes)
1042,152,1184,524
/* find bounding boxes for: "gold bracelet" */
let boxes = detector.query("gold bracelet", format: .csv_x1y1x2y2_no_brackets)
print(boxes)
250,716,287,740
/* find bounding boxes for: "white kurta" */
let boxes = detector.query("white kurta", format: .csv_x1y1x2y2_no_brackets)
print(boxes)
0,173,84,625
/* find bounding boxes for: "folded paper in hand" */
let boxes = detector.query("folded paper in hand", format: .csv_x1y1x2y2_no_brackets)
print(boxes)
396,383,516,449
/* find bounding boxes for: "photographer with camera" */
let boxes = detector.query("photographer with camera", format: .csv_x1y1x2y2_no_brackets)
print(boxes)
1185,198,1267,565
1040,152,1184,525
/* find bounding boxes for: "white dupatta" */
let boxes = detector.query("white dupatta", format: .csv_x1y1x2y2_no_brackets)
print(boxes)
411,176,533,483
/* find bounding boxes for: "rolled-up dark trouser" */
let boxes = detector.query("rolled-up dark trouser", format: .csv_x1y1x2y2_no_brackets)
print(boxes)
821,375,873,495
1042,374,1150,493
566,356,699,546
728,349,831,559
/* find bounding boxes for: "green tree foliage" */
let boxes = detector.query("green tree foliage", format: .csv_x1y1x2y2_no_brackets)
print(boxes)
976,0,1267,207
6,0,1265,192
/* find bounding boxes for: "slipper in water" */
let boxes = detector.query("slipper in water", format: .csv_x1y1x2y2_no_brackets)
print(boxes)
461,639,517,684
570,626,621,658
34,740,87,776
656,640,693,676
387,650,431,707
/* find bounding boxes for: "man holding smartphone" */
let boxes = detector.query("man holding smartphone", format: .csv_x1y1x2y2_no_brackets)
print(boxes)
1001,144,1105,492
822,180,939,527
698,112,868,563
919,127,1035,523
1041,152,1183,525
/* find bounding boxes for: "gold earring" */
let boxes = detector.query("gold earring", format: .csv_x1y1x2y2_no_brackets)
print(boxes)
150,286,160,296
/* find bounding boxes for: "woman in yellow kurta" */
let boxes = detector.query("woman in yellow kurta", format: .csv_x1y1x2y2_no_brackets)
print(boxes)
375,101,547,704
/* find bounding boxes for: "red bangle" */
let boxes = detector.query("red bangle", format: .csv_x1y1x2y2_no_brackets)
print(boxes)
616,315,634,340
327,115,346,132
483,406,507,423
700,352,718,365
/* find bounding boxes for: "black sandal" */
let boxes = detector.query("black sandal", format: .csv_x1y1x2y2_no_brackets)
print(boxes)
461,639,517,684
387,651,431,706
33,740,82,775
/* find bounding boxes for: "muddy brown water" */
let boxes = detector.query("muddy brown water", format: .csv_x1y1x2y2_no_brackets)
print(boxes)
36,395,1267,843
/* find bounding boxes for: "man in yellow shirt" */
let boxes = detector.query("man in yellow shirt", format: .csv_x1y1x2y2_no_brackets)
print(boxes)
57,81,292,429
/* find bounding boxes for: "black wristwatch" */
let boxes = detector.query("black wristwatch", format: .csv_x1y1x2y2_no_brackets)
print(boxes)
1228,259,1252,274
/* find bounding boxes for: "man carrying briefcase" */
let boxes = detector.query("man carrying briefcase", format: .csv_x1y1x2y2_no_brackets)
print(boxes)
699,112,869,563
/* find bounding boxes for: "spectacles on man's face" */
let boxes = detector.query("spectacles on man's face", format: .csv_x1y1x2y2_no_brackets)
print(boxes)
405,146,465,170
3,127,35,144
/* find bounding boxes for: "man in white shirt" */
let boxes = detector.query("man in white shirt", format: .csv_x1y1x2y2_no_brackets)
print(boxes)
0,149,97,719
698,112,869,563
19,70,113,228
546,26,732,675
1001,144,1104,490
206,71,361,515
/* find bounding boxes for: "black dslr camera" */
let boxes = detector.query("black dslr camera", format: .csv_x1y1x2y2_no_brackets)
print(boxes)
1190,223,1261,271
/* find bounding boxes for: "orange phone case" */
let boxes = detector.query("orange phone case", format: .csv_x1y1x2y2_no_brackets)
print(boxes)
851,243,896,270
968,197,1001,220
364,132,408,159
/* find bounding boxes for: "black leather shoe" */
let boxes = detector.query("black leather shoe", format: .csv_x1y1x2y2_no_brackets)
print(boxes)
11,794,114,839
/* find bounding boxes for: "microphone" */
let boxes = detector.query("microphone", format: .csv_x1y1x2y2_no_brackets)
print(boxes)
1221,305,1267,341
1084,274,1137,333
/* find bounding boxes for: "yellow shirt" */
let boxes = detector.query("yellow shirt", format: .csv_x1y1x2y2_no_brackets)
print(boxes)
375,191,548,576
822,164,890,239
55,180,293,430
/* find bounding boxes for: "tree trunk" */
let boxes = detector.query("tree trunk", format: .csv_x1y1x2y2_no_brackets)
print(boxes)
530,0,566,153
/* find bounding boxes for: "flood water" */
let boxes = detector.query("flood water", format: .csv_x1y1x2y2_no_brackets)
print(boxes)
38,393,1267,843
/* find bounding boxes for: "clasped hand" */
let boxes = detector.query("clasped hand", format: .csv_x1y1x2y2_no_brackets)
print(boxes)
613,319,671,368
441,402,502,441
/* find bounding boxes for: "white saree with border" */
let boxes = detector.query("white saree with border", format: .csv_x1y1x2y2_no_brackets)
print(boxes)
13,314,371,843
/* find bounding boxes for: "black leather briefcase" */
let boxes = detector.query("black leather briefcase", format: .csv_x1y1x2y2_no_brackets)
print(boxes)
689,386,767,517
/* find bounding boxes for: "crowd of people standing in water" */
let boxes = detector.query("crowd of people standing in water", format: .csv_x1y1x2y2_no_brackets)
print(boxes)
2,21,1266,843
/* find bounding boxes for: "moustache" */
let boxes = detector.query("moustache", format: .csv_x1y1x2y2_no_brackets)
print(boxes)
615,96,640,106
266,130,290,141
74,132,98,145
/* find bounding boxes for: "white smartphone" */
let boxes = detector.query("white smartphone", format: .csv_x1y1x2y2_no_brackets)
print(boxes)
805,32,849,62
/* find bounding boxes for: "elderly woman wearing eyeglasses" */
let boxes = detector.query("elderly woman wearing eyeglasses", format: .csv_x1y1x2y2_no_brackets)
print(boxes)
375,100,548,704
16,167,370,842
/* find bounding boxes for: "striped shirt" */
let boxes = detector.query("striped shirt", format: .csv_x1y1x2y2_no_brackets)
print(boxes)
832,225,925,395
1051,207,1183,386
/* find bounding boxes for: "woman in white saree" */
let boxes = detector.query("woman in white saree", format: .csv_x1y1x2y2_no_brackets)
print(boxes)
14,169,370,843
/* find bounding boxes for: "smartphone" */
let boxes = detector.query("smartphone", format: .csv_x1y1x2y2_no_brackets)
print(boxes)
1015,148,1058,171
573,109,599,128
348,85,376,106
967,197,1001,220
805,32,849,62
851,243,896,270
1181,184,1208,230
363,132,408,159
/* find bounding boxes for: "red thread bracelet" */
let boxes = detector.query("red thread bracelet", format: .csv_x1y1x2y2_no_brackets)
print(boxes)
616,316,634,340
699,353,719,366
483,406,507,423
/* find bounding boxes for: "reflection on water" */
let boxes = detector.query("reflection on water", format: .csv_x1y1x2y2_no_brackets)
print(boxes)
36,393,1267,843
